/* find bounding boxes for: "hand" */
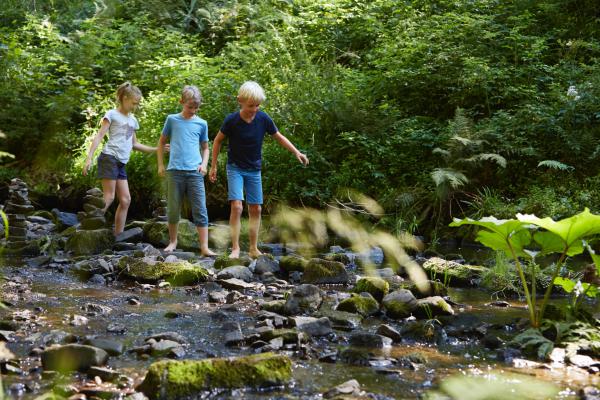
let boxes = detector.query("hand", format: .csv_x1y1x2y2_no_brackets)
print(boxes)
158,165,165,177
198,164,207,176
163,143,170,153
296,152,309,166
83,159,91,176
209,166,217,183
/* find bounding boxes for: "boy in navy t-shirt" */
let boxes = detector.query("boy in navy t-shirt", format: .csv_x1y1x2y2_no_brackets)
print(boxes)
209,81,309,258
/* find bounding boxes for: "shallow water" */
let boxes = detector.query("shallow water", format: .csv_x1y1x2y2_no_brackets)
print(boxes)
0,256,597,399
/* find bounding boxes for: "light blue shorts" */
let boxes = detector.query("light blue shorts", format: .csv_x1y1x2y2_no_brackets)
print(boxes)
226,163,263,205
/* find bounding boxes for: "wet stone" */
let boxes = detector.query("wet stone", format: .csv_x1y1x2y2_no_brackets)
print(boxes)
107,323,127,334
376,324,402,342
349,332,392,348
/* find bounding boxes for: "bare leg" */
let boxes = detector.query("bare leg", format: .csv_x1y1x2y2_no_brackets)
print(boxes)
229,200,243,258
197,226,216,256
165,223,178,252
248,204,262,258
114,179,131,235
100,179,116,212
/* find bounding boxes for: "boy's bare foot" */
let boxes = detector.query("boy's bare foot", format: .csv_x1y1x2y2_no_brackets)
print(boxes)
200,248,217,257
248,249,263,259
228,249,240,259
164,242,177,252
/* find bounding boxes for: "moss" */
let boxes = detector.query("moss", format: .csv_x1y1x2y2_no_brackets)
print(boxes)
323,253,351,264
422,257,486,286
354,277,389,302
138,353,292,399
260,300,286,314
336,293,379,317
259,329,306,344
65,229,114,256
213,255,251,270
117,257,209,286
302,258,349,284
399,280,448,298
279,256,308,273
414,296,454,318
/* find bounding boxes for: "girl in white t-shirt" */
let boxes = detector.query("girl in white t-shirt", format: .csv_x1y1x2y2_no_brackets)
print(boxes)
83,82,161,236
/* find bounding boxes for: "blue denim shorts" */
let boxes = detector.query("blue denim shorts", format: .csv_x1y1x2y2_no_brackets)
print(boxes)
97,152,127,180
226,163,263,205
167,170,209,227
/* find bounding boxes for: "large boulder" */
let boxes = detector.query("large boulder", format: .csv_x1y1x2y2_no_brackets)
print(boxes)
422,257,486,286
283,284,323,315
354,277,389,302
337,293,380,317
382,289,418,319
41,344,108,372
302,258,349,284
138,353,292,399
117,257,209,286
65,229,114,255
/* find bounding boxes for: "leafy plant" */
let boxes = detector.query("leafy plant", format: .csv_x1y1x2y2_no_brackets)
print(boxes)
451,208,600,327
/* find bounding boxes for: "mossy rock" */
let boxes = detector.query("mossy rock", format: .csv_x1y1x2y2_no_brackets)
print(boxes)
422,257,487,286
354,277,389,302
302,258,349,284
336,293,379,317
259,329,307,344
314,308,363,330
323,252,351,264
260,300,286,314
382,289,418,319
213,254,252,270
414,296,454,318
138,353,292,399
279,256,308,273
65,229,114,256
117,256,209,286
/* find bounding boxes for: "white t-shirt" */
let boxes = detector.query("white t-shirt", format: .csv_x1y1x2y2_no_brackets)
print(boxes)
101,109,139,163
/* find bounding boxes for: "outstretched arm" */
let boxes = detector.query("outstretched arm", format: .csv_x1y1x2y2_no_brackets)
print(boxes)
209,131,226,183
133,132,170,153
157,134,168,177
272,132,309,165
83,118,110,175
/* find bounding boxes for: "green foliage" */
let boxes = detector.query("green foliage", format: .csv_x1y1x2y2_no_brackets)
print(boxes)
1,0,600,234
451,208,600,327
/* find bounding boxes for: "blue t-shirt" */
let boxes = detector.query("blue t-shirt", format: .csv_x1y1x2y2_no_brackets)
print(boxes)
162,113,209,171
220,111,278,170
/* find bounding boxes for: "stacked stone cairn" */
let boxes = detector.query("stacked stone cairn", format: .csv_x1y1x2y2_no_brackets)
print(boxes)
2,178,37,254
65,188,114,255
78,188,107,230
152,199,168,222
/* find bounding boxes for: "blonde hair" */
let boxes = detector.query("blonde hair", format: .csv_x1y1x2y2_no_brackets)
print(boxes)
238,81,266,103
181,85,202,105
116,82,142,104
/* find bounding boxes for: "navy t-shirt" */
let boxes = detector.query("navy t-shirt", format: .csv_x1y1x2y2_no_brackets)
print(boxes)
220,111,278,170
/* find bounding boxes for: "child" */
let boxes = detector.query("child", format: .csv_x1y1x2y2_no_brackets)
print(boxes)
209,81,309,258
157,85,215,256
83,82,160,236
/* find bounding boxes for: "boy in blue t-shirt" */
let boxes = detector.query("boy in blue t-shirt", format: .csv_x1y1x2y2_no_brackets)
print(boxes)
157,85,216,256
209,81,309,258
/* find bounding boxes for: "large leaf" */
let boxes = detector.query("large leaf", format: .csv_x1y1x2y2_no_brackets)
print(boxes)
517,208,600,256
436,372,559,400
450,217,532,258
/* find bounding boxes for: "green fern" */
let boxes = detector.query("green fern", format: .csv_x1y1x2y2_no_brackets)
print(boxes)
431,168,469,189
537,160,574,171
